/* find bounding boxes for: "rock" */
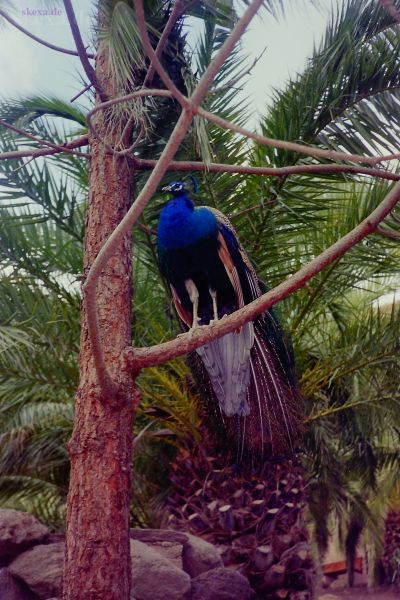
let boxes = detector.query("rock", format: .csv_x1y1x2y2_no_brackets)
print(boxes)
9,543,63,599
130,529,188,544
0,567,38,600
0,509,49,565
182,533,223,577
130,529,185,568
191,567,255,600
130,539,191,600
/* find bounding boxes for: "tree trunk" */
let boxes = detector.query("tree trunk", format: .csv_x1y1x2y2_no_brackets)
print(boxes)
62,41,136,600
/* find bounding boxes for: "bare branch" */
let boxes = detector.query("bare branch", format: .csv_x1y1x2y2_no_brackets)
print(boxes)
83,0,265,379
0,7,95,58
86,89,174,154
127,181,400,369
373,151,400,164
375,225,400,240
0,134,90,161
212,47,268,94
391,211,400,224
63,0,107,102
132,156,400,182
196,106,399,167
142,0,186,88
71,83,92,103
0,119,90,159
133,0,189,107
378,0,400,22
305,396,391,423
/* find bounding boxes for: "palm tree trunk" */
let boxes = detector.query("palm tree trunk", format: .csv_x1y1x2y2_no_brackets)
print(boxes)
62,38,136,600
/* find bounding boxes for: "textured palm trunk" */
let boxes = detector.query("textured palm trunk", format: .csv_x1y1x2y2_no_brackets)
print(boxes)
62,41,136,600
168,439,316,599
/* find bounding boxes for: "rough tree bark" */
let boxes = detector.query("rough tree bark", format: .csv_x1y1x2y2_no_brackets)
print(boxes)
62,39,136,600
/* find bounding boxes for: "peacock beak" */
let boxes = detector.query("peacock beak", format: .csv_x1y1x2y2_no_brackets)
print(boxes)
162,185,172,193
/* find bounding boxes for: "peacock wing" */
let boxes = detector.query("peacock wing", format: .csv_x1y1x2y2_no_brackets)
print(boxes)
192,207,261,417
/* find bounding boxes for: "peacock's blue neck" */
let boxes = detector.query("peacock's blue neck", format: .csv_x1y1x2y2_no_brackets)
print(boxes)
158,194,218,250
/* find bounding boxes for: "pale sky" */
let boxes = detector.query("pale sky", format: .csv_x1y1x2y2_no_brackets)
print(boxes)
0,0,344,117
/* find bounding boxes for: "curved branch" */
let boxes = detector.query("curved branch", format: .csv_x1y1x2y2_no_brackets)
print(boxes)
196,106,399,167
142,0,186,88
71,83,92,103
0,119,90,159
126,181,400,369
86,88,173,154
63,0,107,102
0,8,95,58
132,157,400,181
133,0,189,107
375,225,400,240
0,134,90,161
378,0,400,23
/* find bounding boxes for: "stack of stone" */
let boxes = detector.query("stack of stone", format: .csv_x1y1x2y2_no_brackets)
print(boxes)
0,508,255,600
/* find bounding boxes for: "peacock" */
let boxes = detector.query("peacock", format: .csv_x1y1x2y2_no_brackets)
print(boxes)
157,181,302,458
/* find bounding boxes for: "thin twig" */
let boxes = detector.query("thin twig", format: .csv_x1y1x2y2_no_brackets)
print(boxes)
0,135,90,161
116,119,146,156
378,0,400,23
305,396,391,423
0,119,91,159
373,151,400,164
63,0,107,102
132,157,400,181
133,0,189,107
83,0,266,381
137,223,157,236
375,225,400,240
212,47,268,94
196,106,400,167
84,89,399,168
142,0,185,87
0,7,95,58
127,181,400,368
71,83,92,103
390,212,400,224
86,89,173,154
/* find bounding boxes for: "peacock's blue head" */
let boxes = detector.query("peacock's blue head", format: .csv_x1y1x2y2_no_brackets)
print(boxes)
161,181,194,212
162,181,187,197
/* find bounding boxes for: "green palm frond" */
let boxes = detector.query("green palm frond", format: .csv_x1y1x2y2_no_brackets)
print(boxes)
0,96,87,127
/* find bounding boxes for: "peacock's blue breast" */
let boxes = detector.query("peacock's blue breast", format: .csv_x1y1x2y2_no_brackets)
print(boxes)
157,201,219,250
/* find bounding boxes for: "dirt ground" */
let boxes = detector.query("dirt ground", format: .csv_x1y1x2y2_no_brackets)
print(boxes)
318,585,399,600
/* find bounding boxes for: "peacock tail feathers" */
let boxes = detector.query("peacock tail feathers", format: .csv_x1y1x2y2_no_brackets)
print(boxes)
157,185,303,459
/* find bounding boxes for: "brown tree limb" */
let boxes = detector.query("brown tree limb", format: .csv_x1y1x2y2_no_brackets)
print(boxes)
86,88,173,154
196,106,400,167
375,225,400,240
142,0,186,88
0,134,90,161
378,0,400,23
63,0,107,102
0,7,95,58
70,83,92,103
84,87,399,167
82,0,266,389
133,0,190,107
0,119,91,159
126,181,400,369
212,47,268,94
132,156,400,181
